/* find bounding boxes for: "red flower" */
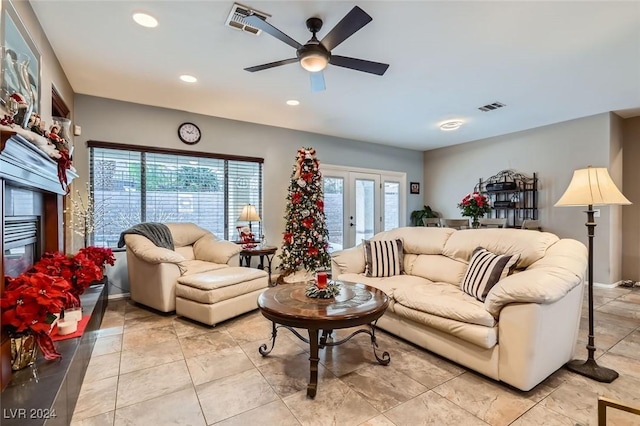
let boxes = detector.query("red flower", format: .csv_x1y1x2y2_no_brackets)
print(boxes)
284,233,293,244
308,247,319,256
292,192,302,204
1,273,71,334
78,246,116,268
302,172,314,182
316,199,324,211
302,217,314,228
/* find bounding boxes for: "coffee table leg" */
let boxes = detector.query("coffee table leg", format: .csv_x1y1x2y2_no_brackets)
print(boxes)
370,322,391,365
307,328,320,398
259,322,278,356
319,329,333,348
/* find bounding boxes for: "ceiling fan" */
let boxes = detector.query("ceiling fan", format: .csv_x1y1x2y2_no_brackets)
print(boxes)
244,6,389,92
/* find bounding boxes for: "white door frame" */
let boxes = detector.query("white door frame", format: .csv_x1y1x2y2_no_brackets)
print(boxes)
322,164,406,249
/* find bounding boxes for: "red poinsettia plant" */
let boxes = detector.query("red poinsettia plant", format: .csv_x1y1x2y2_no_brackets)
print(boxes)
77,246,116,270
458,192,492,222
1,272,76,360
32,251,103,300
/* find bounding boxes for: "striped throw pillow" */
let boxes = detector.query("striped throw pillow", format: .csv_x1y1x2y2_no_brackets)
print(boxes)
363,239,404,277
461,247,520,301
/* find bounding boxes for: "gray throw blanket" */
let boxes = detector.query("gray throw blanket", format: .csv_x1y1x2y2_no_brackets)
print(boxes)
117,222,174,250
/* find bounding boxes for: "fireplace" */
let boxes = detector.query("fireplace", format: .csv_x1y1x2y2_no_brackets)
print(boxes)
3,216,41,277
1,130,78,390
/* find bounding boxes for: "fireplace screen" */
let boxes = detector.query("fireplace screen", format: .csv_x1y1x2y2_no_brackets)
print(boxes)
4,216,40,277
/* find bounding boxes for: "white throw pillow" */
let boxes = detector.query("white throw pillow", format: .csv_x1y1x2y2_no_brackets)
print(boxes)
363,239,404,277
461,247,520,301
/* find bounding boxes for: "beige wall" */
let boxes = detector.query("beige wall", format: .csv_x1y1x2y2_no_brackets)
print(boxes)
423,113,627,284
622,116,640,282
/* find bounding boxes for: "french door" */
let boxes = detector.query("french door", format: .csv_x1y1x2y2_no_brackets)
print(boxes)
322,166,405,250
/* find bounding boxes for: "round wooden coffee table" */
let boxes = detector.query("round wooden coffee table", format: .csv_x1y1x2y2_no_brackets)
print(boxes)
257,281,390,398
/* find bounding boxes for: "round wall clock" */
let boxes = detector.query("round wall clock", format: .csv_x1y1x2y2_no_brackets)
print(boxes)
178,122,201,145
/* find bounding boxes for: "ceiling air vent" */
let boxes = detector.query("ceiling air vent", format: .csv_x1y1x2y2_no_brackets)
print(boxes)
225,3,270,35
478,102,506,112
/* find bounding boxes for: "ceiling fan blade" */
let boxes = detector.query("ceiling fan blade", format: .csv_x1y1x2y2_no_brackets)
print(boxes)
320,6,372,51
244,58,298,72
245,15,302,50
330,55,389,76
310,71,326,92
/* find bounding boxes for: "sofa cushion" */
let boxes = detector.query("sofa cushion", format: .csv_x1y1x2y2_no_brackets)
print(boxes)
392,303,497,349
336,273,433,304
180,260,229,276
406,254,468,286
393,281,496,327
166,222,211,248
461,247,520,302
364,239,404,277
376,227,454,255
443,228,558,268
176,267,268,304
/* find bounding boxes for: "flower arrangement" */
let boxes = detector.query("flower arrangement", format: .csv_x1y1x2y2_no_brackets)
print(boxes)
458,192,492,225
1,247,115,366
1,272,74,360
32,248,113,300
78,246,116,271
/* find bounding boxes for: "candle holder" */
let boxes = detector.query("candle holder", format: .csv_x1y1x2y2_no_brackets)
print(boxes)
305,279,340,299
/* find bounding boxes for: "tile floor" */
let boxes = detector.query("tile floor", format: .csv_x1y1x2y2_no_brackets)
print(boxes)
70,286,640,425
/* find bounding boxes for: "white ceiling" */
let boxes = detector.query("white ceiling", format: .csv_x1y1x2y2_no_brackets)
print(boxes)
30,1,640,151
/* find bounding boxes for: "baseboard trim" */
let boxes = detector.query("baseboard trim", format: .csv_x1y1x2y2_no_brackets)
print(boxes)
108,292,130,300
593,281,619,289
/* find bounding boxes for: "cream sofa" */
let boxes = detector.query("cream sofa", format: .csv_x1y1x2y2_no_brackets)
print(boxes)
331,227,587,391
125,223,268,324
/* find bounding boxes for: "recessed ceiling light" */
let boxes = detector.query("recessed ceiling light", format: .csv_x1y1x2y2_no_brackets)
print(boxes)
132,12,158,28
440,120,464,131
180,75,198,83
286,100,300,106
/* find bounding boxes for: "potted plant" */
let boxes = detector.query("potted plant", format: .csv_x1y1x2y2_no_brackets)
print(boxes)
410,205,438,226
457,192,492,228
1,272,74,368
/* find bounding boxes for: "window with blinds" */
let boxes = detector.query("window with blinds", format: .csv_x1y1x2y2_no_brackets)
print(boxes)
89,144,263,248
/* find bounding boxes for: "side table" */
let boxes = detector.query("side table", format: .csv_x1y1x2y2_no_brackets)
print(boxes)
239,245,277,286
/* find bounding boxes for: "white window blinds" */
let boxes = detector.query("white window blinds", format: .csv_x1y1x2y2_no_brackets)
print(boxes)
89,144,263,247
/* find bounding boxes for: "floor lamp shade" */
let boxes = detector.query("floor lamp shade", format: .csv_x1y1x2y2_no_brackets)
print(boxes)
555,166,631,383
555,167,631,207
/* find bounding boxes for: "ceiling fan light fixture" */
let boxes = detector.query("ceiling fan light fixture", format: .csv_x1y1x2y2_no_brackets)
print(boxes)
300,53,329,72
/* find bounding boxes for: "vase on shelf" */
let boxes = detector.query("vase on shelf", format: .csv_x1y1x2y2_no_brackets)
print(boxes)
1,46,34,128
10,333,38,371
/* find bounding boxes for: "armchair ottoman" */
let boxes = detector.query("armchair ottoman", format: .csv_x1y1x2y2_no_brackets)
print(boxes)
176,267,268,326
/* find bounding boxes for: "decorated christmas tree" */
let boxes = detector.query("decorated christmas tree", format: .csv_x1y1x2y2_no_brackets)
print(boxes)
279,147,331,277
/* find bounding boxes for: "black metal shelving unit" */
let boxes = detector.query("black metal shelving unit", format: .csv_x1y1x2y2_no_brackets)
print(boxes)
475,170,538,228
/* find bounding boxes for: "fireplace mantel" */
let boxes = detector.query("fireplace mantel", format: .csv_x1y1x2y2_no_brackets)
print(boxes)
0,131,77,195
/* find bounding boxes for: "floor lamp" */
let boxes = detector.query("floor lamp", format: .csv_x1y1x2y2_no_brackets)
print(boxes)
555,166,631,382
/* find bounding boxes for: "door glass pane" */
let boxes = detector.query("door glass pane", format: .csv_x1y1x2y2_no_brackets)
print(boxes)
384,181,400,231
323,177,344,252
355,179,375,244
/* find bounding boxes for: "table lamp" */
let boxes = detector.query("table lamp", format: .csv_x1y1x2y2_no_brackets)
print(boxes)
555,166,631,382
237,204,261,234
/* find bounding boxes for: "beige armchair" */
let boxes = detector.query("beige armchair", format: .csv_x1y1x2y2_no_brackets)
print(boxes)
124,223,241,312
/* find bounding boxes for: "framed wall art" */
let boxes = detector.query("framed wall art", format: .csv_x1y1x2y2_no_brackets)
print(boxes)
410,182,420,194
1,1,41,118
